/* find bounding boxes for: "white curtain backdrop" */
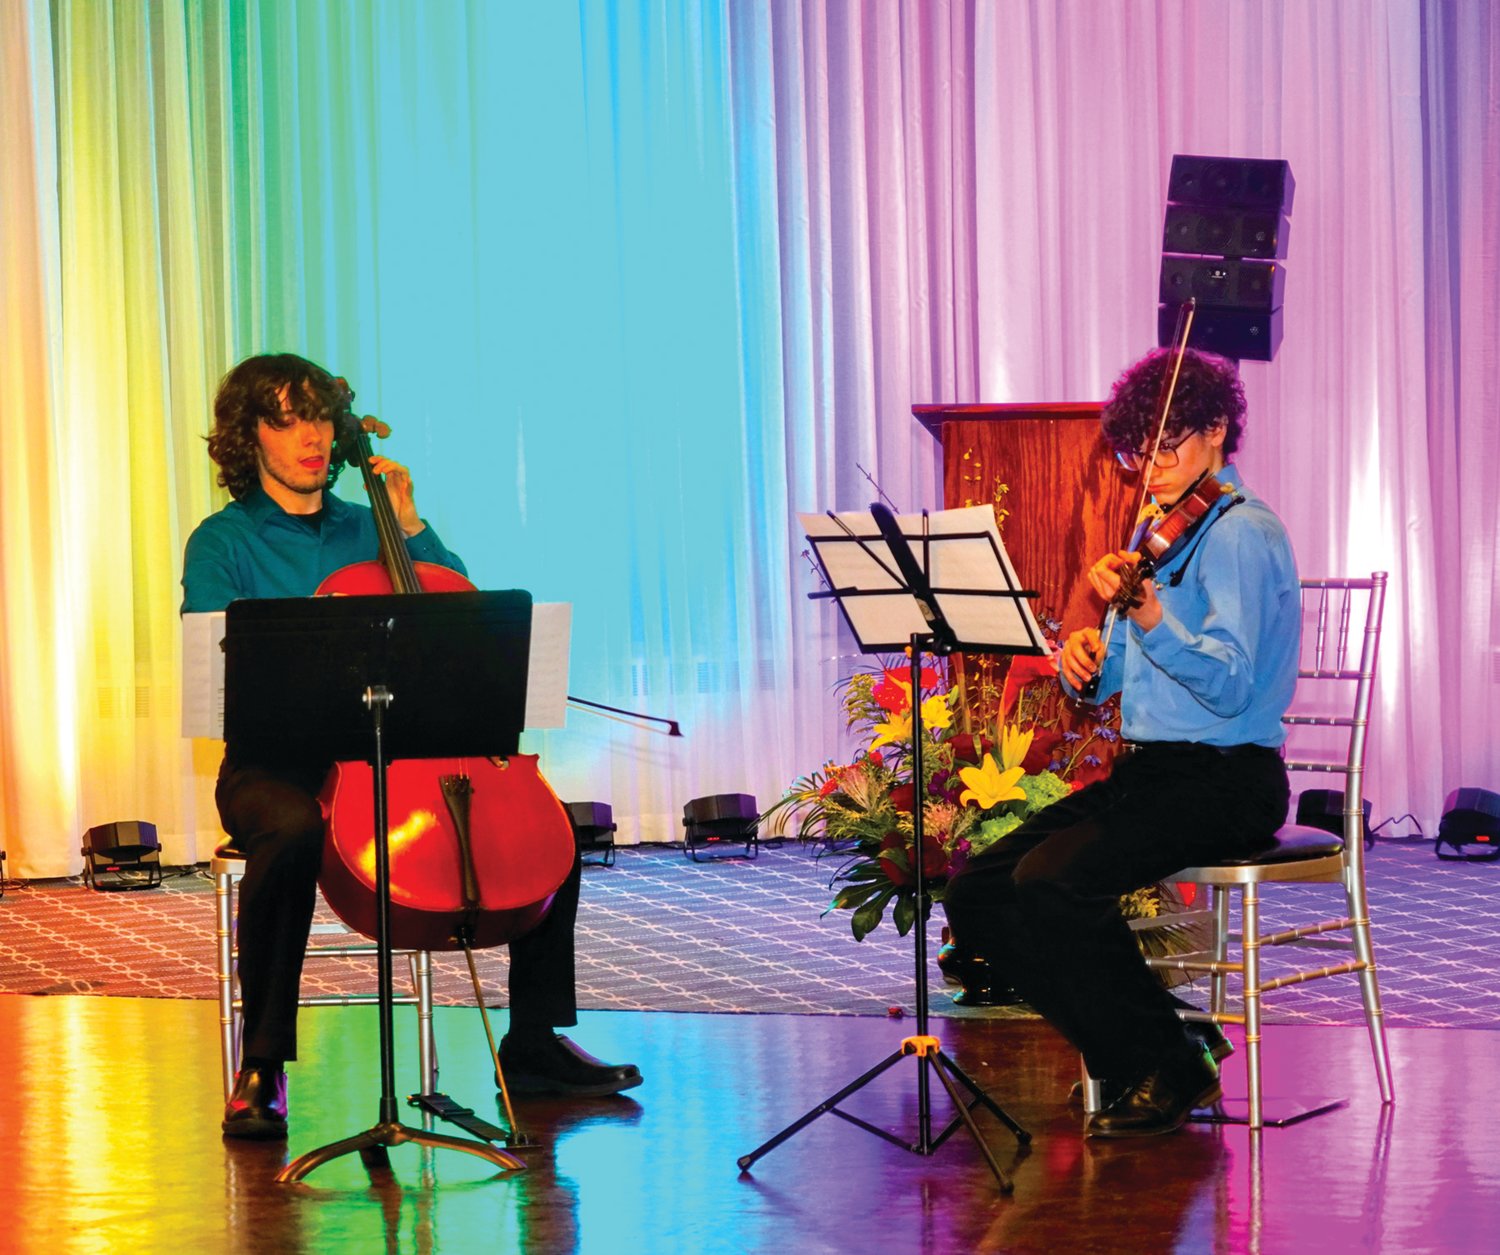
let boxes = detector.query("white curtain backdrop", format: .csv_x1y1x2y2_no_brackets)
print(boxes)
2,0,1495,875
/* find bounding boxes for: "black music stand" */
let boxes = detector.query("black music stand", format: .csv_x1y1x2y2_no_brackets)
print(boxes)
223,591,533,1183
738,504,1046,1193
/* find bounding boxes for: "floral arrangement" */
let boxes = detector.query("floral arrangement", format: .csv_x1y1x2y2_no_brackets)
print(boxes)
766,648,1192,949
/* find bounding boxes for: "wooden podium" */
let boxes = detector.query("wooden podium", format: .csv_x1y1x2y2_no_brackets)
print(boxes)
913,402,1136,765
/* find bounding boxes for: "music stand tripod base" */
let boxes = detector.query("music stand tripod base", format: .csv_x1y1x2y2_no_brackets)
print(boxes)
278,1120,525,1182
736,1032,1029,1192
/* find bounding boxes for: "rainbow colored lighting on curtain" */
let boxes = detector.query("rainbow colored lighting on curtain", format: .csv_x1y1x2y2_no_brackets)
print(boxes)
2,1,1497,877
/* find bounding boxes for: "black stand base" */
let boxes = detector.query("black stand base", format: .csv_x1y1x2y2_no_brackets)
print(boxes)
277,1118,524,1183
739,630,1033,1193
737,1035,1030,1193
1190,1095,1348,1127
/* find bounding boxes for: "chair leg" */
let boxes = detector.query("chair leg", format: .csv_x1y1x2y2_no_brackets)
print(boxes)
414,950,437,1096
1345,872,1395,1105
1080,1062,1105,1115
1242,884,1263,1130
214,868,239,1099
1210,886,1230,1018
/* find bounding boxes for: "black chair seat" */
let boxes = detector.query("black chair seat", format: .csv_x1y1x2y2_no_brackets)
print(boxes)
1212,823,1345,867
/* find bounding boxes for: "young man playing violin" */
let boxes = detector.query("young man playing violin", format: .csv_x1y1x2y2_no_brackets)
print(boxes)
943,346,1299,1137
182,353,641,1140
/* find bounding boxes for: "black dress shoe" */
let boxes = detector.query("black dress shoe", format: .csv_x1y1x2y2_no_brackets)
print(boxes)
499,1033,643,1098
1066,1078,1127,1109
1186,1019,1234,1062
222,1066,288,1140
1085,1050,1221,1139
936,939,1027,1007
1068,1021,1229,1107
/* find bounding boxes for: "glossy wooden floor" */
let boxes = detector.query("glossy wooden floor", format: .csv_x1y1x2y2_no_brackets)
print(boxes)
0,996,1491,1253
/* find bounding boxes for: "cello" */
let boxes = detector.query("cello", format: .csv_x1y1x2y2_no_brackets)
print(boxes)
313,389,576,953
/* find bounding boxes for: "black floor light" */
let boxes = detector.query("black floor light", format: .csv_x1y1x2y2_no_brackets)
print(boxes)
1296,789,1373,849
566,801,618,868
1436,788,1500,862
81,820,162,890
682,793,759,862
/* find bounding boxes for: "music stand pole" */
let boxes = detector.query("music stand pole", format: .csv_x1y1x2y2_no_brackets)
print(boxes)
277,686,524,1183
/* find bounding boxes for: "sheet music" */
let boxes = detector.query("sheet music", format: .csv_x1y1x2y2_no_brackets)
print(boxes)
799,511,931,644
525,603,571,729
181,612,226,738
182,602,571,739
919,506,1045,650
799,505,1046,653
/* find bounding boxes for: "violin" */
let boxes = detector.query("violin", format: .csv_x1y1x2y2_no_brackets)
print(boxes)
1108,469,1240,613
1078,300,1233,701
314,390,575,952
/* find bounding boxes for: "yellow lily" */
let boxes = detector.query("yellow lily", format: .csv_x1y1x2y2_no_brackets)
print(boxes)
998,723,1034,772
869,710,912,752
920,693,954,733
958,753,1026,809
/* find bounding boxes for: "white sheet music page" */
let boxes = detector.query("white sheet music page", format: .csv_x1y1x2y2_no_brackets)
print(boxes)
919,505,1045,650
799,511,930,649
181,611,227,738
526,603,571,729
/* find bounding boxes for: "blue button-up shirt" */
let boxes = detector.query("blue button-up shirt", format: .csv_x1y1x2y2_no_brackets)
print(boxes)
180,484,466,611
1061,464,1300,747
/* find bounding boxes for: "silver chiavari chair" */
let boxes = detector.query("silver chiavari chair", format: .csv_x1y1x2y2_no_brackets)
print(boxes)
1088,573,1395,1129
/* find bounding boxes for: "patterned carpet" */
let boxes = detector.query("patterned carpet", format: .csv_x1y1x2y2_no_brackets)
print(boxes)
0,840,1496,1028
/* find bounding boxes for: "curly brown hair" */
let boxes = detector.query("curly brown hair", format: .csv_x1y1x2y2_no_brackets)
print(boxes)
1100,347,1246,458
207,353,353,499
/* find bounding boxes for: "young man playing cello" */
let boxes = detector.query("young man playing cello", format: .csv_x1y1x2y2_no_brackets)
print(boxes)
943,345,1299,1137
183,353,641,1140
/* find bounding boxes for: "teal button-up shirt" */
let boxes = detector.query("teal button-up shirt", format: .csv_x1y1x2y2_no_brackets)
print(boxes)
1061,464,1300,747
181,484,467,611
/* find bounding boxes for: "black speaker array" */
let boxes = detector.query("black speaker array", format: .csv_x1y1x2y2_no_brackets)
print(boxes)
1159,155,1294,361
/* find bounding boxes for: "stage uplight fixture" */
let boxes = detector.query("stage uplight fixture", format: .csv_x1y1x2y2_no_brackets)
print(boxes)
81,820,163,891
1295,789,1373,849
682,793,759,862
1435,788,1500,862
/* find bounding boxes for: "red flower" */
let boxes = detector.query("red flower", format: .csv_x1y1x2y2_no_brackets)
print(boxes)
889,781,916,813
948,732,995,766
1021,728,1064,775
1000,651,1058,719
873,671,911,714
877,829,948,887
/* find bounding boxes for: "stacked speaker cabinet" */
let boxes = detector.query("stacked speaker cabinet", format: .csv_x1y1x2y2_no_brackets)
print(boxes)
1158,155,1294,362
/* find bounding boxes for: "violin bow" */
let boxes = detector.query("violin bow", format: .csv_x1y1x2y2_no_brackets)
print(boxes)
1081,300,1198,689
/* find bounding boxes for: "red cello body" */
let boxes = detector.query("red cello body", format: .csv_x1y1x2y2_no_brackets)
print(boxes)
317,751,574,952
312,408,574,953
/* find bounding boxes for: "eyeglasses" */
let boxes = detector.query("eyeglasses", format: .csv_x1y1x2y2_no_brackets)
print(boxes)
1115,432,1192,471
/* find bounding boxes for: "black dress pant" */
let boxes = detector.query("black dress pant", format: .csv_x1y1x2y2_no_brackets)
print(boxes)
942,741,1287,1084
217,756,580,1063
